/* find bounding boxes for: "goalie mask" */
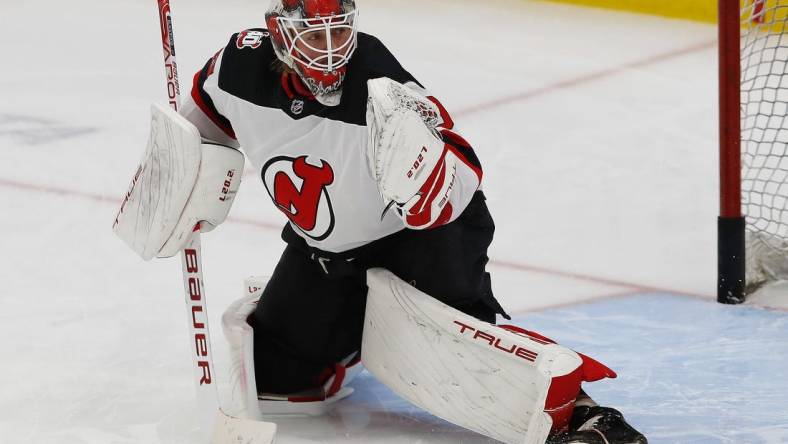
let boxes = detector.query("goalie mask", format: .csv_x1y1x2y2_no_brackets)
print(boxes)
266,0,358,106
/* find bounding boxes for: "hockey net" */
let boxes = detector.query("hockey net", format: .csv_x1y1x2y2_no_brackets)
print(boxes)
739,0,788,292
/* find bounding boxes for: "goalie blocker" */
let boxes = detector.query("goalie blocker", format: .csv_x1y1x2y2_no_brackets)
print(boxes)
113,102,244,260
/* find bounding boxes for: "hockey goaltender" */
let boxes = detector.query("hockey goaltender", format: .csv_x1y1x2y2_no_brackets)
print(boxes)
113,0,647,442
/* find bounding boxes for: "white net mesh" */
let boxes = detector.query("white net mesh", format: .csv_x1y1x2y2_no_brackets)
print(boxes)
740,0,788,289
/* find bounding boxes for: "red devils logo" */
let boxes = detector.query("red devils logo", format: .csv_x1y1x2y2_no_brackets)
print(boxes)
262,156,335,240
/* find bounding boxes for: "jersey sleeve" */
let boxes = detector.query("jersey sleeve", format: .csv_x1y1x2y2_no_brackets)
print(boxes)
179,47,240,148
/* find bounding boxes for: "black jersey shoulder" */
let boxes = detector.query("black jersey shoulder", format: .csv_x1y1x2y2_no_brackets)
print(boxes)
328,33,424,125
347,33,421,86
214,29,282,106
209,30,424,126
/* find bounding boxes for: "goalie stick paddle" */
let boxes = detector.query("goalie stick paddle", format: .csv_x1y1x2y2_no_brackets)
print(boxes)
154,1,276,442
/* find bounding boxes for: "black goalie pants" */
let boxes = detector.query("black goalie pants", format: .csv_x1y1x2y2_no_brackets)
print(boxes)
249,191,507,394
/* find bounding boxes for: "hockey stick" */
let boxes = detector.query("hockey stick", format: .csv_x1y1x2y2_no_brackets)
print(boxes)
154,1,276,442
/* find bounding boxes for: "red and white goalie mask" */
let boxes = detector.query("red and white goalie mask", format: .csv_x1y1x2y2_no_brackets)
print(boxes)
266,0,358,106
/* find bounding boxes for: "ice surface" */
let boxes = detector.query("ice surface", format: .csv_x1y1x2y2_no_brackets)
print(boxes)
0,0,786,443
522,295,788,444
270,294,788,443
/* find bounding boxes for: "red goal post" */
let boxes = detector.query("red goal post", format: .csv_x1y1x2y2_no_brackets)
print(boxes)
718,0,788,303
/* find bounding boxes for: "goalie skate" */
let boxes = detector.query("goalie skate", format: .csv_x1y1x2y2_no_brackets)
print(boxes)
548,406,647,444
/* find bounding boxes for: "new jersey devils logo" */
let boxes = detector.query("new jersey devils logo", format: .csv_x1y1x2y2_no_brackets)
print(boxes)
262,156,335,240
236,30,268,49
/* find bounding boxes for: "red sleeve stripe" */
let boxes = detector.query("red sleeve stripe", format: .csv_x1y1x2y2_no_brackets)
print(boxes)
191,70,237,140
427,96,454,130
440,129,483,182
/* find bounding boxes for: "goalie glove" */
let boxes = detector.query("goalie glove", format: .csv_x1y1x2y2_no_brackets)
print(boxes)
366,78,464,229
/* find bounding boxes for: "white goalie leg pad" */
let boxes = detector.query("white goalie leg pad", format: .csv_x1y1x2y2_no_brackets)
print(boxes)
256,351,360,417
222,276,363,420
113,102,244,260
362,268,584,444
221,289,264,421
211,411,276,444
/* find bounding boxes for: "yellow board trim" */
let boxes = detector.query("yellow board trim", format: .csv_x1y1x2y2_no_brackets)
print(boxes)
540,0,788,26
540,0,718,22
741,0,788,32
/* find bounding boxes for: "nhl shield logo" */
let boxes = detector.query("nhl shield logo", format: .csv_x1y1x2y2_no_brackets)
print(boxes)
290,99,304,115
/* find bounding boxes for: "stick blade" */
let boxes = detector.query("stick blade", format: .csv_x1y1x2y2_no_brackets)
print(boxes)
211,409,276,444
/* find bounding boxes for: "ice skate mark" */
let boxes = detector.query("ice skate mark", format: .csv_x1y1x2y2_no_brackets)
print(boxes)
455,40,716,117
0,113,98,145
0,114,51,125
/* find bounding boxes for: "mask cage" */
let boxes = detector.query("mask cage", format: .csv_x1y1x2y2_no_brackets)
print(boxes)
277,11,358,73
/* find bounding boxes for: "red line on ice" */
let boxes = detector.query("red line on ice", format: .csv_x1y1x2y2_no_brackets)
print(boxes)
0,175,709,298
0,178,116,204
0,40,718,299
455,40,716,117
0,178,282,231
489,259,708,299
507,289,648,315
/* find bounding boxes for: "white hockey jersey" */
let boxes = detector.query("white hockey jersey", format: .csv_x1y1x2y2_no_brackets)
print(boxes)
180,30,483,253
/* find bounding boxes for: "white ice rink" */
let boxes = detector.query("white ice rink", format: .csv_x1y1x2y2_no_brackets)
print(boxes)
1,0,787,443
